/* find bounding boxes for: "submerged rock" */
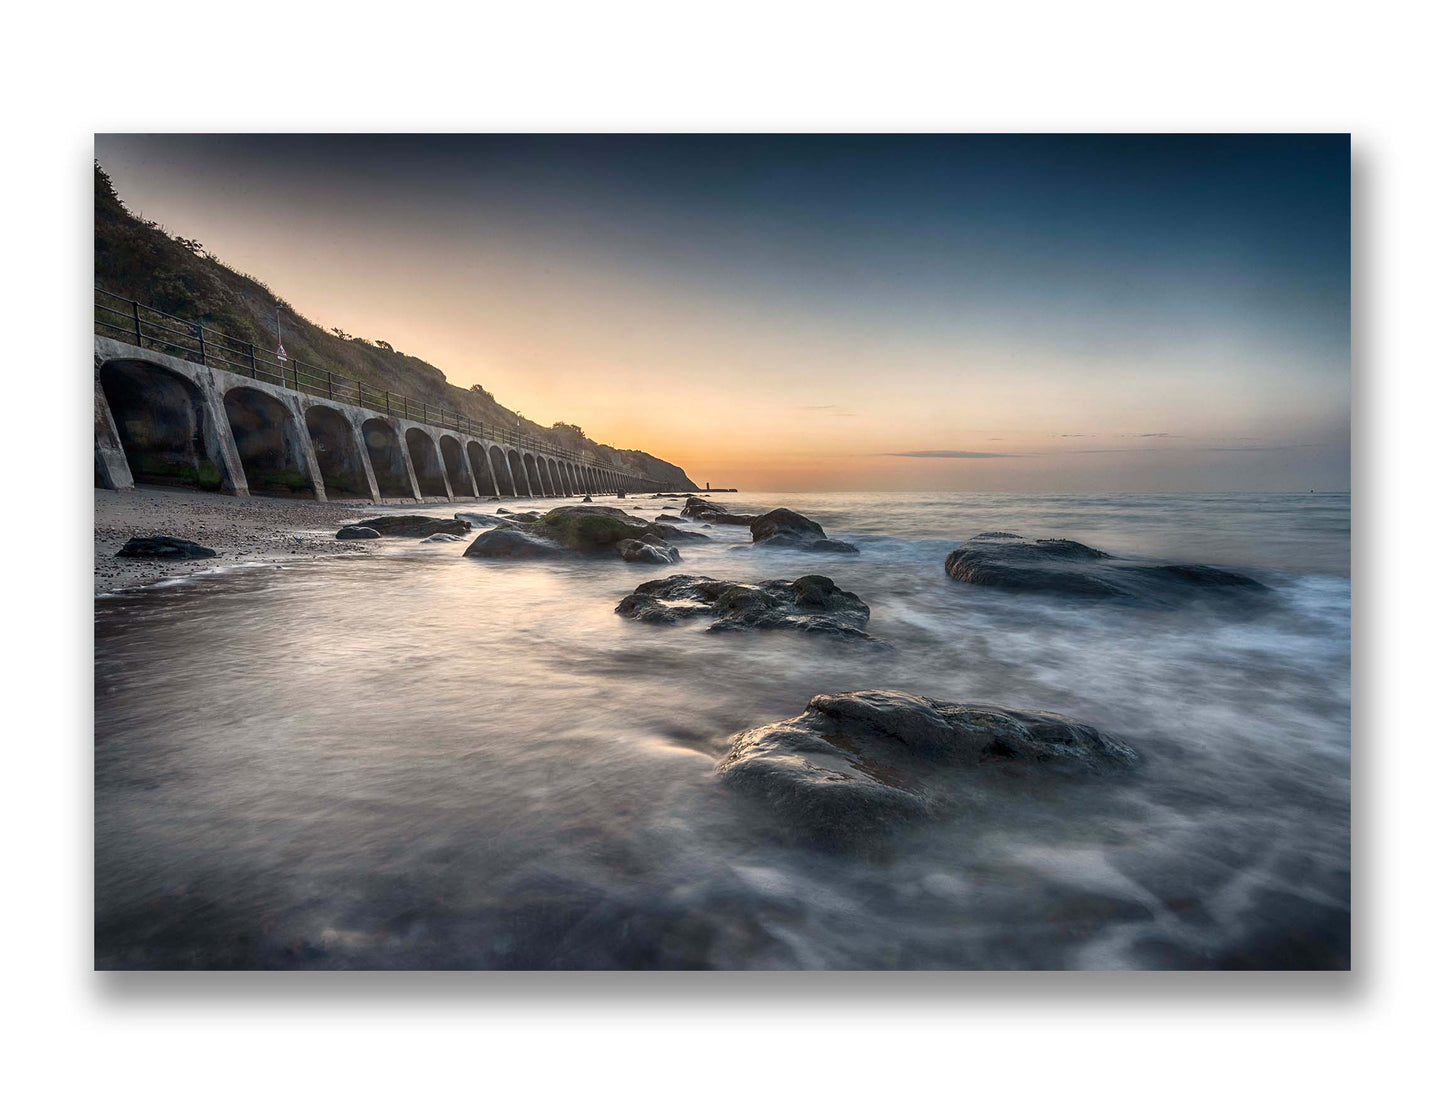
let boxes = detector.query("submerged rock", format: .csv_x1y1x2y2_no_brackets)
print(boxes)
616,573,878,641
944,532,1267,603
580,495,593,502
421,532,466,543
464,505,683,564
717,690,1137,837
115,536,217,559
334,525,381,541
354,515,472,538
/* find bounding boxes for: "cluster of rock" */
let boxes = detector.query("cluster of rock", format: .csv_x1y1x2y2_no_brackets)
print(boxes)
616,573,879,641
716,690,1138,838
943,531,1267,604
463,505,702,564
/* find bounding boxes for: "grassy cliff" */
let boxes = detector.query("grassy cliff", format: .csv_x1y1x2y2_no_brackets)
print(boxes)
94,163,697,489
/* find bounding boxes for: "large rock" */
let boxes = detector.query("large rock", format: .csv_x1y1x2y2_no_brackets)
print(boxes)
465,506,682,564
463,527,564,560
335,525,381,540
354,515,472,538
717,690,1138,837
750,508,826,543
743,507,859,554
616,573,878,641
115,536,217,560
944,532,1267,603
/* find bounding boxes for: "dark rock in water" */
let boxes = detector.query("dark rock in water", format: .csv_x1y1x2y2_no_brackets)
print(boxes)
354,515,472,538
618,539,680,565
116,536,217,559
679,495,755,525
750,508,826,544
497,507,512,514
421,532,466,543
465,505,682,564
717,690,1138,837
753,534,860,554
580,495,593,502
463,527,564,560
616,573,878,641
943,532,1267,604
741,507,859,554
487,496,501,501
504,511,542,523
453,511,509,529
335,525,381,540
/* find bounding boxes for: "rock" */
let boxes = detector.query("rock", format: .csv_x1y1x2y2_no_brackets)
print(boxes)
115,536,217,559
580,495,593,502
944,532,1268,603
465,506,682,564
618,539,681,565
750,508,826,544
353,515,472,538
679,495,755,525
736,507,859,553
453,511,508,528
616,573,878,640
717,690,1138,837
463,528,564,560
421,532,465,543
335,525,381,540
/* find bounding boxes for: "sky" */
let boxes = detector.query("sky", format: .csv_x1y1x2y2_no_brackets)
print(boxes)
95,134,1350,491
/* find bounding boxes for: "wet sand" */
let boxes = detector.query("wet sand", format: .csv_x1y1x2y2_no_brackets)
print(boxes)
95,486,377,593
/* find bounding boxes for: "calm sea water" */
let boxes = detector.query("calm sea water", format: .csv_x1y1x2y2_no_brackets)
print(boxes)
95,491,1350,969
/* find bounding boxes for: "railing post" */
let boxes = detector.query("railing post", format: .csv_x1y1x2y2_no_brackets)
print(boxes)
327,371,333,400
196,323,206,366
386,392,391,416
250,344,257,378
132,300,142,345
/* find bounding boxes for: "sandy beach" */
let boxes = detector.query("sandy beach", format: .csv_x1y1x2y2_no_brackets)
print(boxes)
94,486,378,593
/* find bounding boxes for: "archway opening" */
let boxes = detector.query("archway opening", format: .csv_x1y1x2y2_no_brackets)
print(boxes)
362,419,414,498
490,445,516,496
223,387,312,497
439,435,474,497
469,442,498,496
99,359,222,490
406,428,449,497
305,405,370,499
508,449,529,495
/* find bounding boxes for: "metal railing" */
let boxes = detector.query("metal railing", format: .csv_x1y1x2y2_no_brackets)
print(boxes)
94,287,658,482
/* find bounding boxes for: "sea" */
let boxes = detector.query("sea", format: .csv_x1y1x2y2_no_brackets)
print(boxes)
95,491,1350,969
